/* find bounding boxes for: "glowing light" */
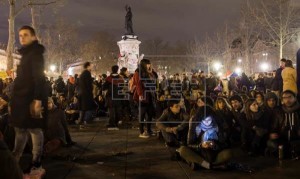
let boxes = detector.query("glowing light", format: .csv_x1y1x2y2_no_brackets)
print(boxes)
50,65,56,72
68,67,73,76
260,63,269,71
213,62,222,71
235,67,242,75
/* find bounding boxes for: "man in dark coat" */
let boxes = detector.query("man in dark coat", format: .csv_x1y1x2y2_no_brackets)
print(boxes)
76,62,96,125
271,58,286,94
10,26,47,176
103,65,124,129
268,90,300,158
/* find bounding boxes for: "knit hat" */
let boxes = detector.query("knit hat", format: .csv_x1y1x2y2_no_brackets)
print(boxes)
229,95,243,104
265,92,278,101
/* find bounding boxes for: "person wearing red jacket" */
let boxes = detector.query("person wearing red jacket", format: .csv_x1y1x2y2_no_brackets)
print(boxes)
133,59,158,138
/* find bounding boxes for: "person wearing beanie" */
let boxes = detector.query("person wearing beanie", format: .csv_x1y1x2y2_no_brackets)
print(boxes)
268,90,300,159
177,98,232,170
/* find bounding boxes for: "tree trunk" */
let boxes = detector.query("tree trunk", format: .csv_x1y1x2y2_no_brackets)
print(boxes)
279,37,283,60
31,5,41,41
6,0,16,72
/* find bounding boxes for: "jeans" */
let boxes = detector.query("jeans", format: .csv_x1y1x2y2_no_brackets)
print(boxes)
13,128,44,166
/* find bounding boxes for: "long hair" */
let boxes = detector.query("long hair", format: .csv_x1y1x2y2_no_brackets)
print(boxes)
214,97,231,111
244,98,257,120
139,59,151,78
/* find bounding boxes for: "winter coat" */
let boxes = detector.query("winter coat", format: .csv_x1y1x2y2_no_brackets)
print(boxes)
55,78,66,94
255,78,265,92
45,108,66,144
272,67,284,92
78,70,95,111
132,69,157,104
271,103,300,141
102,74,124,107
156,108,189,132
241,74,251,90
282,67,297,94
10,40,48,129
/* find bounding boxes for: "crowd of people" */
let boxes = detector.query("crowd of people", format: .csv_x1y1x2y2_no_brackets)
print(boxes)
0,25,299,178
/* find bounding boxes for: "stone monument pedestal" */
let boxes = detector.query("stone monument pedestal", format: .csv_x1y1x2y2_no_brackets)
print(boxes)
117,35,141,74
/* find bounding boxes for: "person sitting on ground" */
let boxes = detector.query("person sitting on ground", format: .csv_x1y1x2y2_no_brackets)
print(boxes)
95,94,107,117
268,90,300,159
0,95,9,135
156,99,189,159
57,94,68,111
0,131,23,179
44,97,75,154
65,96,80,123
229,95,246,145
264,92,280,126
255,91,265,109
214,97,233,147
243,99,269,155
177,101,232,170
190,96,214,117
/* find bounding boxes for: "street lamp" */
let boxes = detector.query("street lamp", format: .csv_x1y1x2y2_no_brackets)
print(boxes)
213,62,222,71
50,65,56,72
238,59,242,63
235,67,242,75
260,62,269,71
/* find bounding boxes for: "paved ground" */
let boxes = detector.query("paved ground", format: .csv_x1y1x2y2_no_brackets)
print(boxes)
23,118,300,179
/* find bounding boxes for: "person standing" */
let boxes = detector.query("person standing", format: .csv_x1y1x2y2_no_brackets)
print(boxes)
103,65,124,129
133,59,158,138
10,26,47,177
282,59,297,95
76,62,96,125
272,58,286,95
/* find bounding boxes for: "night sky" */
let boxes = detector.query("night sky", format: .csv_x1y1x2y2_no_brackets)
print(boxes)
0,0,250,44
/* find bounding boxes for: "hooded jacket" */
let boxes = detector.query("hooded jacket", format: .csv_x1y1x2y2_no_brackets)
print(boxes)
272,102,300,141
10,40,48,129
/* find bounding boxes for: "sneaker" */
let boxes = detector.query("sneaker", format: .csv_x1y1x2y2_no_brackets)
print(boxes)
107,127,119,131
29,166,46,179
139,132,150,139
148,131,157,137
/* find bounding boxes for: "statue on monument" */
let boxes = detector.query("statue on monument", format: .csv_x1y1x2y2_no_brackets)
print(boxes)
125,5,134,35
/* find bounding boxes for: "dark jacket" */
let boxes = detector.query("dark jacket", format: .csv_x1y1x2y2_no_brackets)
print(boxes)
55,77,66,94
0,140,23,179
10,40,47,129
78,70,95,111
156,108,189,132
45,108,66,144
133,69,157,104
102,73,124,107
272,67,284,92
271,103,300,141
